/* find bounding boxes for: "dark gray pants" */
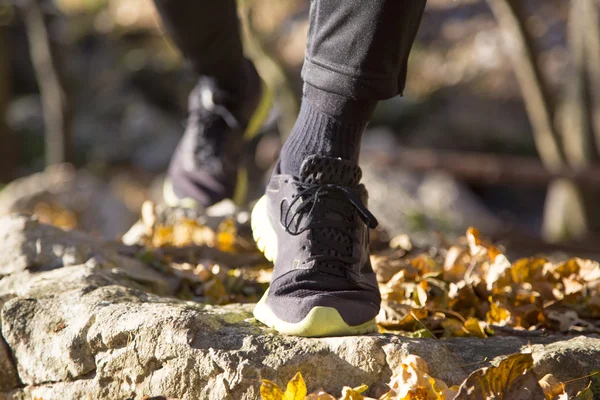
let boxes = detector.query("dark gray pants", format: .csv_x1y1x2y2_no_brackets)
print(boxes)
153,0,427,101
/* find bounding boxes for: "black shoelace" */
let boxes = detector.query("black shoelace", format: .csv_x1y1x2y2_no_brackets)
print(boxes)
281,182,379,268
188,87,242,172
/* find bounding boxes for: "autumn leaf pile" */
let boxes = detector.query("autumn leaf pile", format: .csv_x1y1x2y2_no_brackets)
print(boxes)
374,228,600,338
125,201,273,305
119,202,600,338
260,353,600,400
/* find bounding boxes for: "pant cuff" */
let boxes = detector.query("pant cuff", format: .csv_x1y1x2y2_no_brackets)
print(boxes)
301,58,406,101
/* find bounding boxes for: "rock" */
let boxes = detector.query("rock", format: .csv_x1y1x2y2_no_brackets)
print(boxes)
0,214,169,294
360,150,501,241
0,337,19,392
0,165,137,239
1,214,600,399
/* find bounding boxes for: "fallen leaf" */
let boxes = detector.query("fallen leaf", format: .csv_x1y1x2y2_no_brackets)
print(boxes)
501,371,545,400
216,217,238,252
261,380,284,400
339,384,369,400
538,374,565,400
283,372,307,400
572,381,594,400
464,318,487,338
510,258,546,284
454,353,535,399
485,254,511,291
486,299,512,326
388,355,457,400
305,389,336,400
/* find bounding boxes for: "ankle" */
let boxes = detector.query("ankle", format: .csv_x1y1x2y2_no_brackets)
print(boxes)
279,97,372,176
194,59,262,125
303,84,377,123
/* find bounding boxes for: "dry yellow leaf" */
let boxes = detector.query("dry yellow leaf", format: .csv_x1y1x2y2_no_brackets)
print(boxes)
486,299,511,326
339,384,369,400
33,202,77,230
283,372,307,400
388,355,456,400
260,380,284,400
455,353,538,399
464,318,487,338
216,217,238,252
538,374,565,400
510,258,546,284
152,225,174,247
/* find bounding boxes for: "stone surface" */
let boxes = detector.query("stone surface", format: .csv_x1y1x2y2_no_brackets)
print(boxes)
1,214,600,400
0,165,136,239
0,338,19,392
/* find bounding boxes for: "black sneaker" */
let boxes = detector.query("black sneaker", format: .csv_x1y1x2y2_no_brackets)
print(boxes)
251,156,381,337
164,66,272,209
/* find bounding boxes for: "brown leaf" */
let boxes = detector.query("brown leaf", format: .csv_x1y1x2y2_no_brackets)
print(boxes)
388,355,457,400
501,371,545,400
538,374,565,400
454,353,535,400
305,389,337,400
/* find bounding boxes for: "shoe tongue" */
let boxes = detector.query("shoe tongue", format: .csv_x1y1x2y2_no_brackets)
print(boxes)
299,156,362,187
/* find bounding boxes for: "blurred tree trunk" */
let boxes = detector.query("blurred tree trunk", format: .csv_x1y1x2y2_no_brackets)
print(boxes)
0,23,16,182
21,0,73,166
238,0,300,137
486,0,565,170
486,0,600,242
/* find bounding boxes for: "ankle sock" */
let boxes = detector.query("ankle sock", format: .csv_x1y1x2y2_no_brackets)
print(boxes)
279,85,376,176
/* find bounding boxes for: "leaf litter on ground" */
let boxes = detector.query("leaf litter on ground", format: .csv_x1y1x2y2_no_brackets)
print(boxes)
260,357,600,400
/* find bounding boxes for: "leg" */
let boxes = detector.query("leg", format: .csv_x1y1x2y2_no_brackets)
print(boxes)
280,0,427,176
154,0,271,207
253,0,427,337
153,0,246,93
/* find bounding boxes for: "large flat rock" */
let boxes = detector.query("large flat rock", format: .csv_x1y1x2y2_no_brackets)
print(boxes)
0,214,599,399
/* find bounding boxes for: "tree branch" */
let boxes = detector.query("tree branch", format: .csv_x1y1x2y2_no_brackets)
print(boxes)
486,0,565,170
20,0,73,166
0,19,15,182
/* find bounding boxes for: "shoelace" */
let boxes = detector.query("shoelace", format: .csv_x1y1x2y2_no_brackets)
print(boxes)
186,91,243,176
281,182,379,267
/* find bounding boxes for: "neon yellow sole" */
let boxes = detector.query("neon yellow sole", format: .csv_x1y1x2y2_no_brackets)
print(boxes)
251,195,378,337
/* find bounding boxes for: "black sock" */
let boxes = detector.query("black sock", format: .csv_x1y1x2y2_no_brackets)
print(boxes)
279,85,376,176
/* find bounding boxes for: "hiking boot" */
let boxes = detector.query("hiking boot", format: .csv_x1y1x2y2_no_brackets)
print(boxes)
251,155,381,337
164,64,272,209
